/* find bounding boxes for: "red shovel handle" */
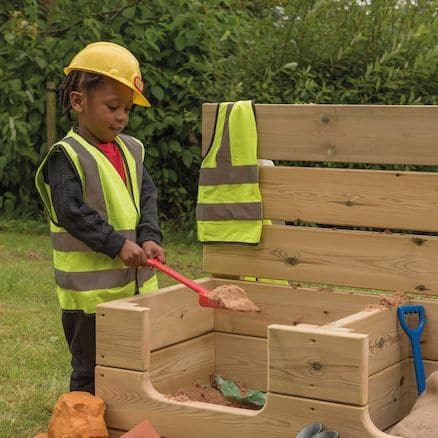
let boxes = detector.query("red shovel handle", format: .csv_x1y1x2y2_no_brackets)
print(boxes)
146,258,210,297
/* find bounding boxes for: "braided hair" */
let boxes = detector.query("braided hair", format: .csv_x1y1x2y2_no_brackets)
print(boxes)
59,71,103,123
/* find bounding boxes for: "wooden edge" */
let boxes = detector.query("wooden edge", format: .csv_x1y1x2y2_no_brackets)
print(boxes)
212,277,393,338
150,333,215,394
96,301,150,371
408,358,438,409
325,307,410,375
127,280,216,351
268,324,368,405
411,297,438,361
97,365,398,437
324,309,384,328
368,359,410,432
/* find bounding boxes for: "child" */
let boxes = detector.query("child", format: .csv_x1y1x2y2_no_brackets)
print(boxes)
35,42,166,394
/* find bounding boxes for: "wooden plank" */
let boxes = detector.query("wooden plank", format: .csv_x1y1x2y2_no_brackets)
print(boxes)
328,308,409,375
215,333,267,391
368,359,410,431
408,359,438,410
411,298,438,361
260,166,438,232
213,278,382,338
202,104,438,164
268,324,368,405
150,333,215,394
96,301,150,371
131,280,215,351
97,366,393,437
204,224,438,297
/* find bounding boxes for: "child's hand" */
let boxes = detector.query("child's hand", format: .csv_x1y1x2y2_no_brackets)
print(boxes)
142,240,166,264
119,239,147,267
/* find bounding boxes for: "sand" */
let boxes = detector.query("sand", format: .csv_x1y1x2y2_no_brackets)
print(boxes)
165,376,261,410
206,284,259,312
363,291,409,311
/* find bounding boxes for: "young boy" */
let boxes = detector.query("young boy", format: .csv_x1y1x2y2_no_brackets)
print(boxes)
35,42,166,394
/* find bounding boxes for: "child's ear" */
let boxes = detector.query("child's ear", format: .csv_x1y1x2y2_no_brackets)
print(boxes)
70,91,85,113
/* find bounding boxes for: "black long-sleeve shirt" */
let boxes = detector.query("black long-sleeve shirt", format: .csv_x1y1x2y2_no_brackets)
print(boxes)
44,147,162,259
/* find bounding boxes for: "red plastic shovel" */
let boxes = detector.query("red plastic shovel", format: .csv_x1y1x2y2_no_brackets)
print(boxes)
146,258,222,308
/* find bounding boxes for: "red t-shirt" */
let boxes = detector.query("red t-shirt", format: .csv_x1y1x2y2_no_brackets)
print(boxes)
96,142,126,184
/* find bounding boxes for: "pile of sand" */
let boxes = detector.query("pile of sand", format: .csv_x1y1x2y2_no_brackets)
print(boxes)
206,284,259,312
363,291,409,311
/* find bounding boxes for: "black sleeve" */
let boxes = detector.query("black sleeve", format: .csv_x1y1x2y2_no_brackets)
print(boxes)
46,148,126,258
136,165,163,246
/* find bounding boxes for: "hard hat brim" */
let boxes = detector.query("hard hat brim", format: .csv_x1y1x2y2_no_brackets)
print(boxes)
134,92,151,107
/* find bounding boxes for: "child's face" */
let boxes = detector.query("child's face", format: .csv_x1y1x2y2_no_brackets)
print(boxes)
71,76,134,144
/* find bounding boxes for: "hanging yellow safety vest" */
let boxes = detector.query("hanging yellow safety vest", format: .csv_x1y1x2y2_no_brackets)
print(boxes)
196,100,262,244
35,129,158,314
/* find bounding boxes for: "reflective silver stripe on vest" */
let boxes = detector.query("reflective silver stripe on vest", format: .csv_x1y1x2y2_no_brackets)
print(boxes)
55,267,136,291
196,202,262,221
199,165,258,185
137,266,155,287
118,134,143,197
199,103,258,185
51,230,136,252
63,137,108,221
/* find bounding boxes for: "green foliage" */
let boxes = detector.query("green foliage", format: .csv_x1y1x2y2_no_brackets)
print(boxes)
0,0,437,218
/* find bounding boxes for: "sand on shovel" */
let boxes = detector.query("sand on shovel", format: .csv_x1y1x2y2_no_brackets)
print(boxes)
206,284,259,312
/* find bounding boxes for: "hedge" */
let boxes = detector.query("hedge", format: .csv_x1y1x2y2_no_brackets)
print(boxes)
0,0,436,220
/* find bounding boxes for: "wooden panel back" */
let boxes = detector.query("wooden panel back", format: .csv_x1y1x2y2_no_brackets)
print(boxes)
203,104,438,164
260,166,438,232
213,279,379,338
202,104,438,293
204,225,438,296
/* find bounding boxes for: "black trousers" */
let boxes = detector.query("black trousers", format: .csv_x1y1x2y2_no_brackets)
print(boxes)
61,310,96,394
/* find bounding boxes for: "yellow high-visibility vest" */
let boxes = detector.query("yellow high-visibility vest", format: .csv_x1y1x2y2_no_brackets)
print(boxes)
196,100,262,244
35,129,158,314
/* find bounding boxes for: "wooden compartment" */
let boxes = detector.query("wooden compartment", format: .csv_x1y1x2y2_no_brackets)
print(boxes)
96,104,438,437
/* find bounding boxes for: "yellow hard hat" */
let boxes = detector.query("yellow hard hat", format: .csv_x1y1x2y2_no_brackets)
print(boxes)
63,41,150,107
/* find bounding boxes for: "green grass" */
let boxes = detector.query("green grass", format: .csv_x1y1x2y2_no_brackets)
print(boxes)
0,219,203,437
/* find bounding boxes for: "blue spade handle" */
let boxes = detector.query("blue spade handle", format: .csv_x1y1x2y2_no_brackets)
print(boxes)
397,305,426,395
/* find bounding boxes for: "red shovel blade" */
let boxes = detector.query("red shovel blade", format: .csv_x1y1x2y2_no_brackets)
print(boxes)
146,258,222,309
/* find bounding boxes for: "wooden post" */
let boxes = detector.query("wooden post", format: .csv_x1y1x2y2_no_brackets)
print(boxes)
45,0,57,149
46,81,56,148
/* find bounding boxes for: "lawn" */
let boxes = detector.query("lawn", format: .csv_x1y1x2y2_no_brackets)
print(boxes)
0,219,203,437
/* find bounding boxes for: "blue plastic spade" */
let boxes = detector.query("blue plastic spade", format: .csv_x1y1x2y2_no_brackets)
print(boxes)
397,305,426,396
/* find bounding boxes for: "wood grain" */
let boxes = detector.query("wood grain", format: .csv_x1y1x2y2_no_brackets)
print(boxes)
203,104,438,164
204,225,438,296
134,280,215,351
213,278,381,338
150,333,215,394
408,359,438,409
368,359,410,431
215,333,267,391
96,301,150,371
260,166,438,231
97,366,394,438
328,308,409,375
268,324,368,405
411,298,438,361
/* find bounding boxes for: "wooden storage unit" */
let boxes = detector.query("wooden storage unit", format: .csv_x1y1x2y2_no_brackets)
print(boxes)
96,104,438,437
